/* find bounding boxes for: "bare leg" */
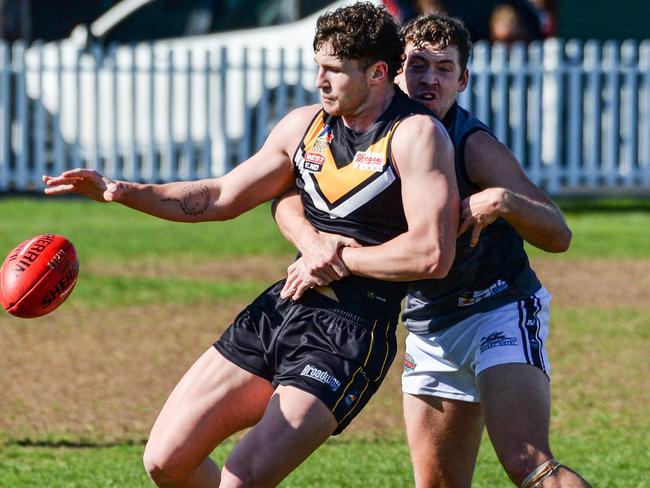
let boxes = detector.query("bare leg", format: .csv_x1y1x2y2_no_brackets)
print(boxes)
143,347,275,487
220,384,338,487
479,364,591,487
403,393,483,488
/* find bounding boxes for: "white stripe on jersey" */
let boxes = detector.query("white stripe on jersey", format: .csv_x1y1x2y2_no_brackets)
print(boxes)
296,152,397,219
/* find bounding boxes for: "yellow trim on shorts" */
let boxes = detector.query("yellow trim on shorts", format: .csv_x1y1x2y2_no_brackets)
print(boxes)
332,319,378,412
336,321,393,426
374,321,391,381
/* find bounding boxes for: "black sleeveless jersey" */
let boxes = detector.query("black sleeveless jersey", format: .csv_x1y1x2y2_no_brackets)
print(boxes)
403,103,542,333
293,86,432,319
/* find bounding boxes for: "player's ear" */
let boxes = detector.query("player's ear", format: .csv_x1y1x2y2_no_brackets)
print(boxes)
368,61,388,84
458,68,469,93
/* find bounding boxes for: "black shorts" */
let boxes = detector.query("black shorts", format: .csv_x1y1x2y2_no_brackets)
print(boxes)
214,280,398,435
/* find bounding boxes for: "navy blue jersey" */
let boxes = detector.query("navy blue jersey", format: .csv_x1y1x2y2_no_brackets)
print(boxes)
403,103,542,333
293,86,433,320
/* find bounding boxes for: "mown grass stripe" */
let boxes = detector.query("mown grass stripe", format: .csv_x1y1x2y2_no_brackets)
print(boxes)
69,276,270,307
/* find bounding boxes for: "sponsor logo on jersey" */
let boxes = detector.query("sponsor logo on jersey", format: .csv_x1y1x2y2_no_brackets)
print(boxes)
403,352,416,372
457,279,508,307
300,364,341,391
303,152,325,172
353,151,385,172
479,331,518,353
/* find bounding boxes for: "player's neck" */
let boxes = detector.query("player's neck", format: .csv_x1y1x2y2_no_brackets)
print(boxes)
342,84,395,133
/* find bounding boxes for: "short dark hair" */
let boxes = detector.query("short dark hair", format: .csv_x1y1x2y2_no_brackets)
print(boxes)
401,14,472,73
314,1,404,79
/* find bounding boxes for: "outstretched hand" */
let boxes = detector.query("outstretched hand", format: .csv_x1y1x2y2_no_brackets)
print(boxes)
43,169,124,202
457,187,506,246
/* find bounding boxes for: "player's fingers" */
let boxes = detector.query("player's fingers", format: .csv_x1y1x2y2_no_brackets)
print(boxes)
280,278,296,299
330,263,348,279
280,267,299,298
61,168,97,179
42,175,73,186
318,266,339,283
291,280,312,300
458,216,473,236
311,272,329,286
43,184,76,195
330,258,349,278
341,237,362,248
470,222,483,247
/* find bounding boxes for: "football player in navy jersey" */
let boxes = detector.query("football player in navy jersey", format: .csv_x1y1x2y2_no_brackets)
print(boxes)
274,13,591,488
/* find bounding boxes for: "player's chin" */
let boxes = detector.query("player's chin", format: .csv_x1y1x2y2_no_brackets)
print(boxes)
418,99,440,115
321,100,341,116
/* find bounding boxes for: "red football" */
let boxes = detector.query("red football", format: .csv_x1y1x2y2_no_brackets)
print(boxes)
0,234,79,318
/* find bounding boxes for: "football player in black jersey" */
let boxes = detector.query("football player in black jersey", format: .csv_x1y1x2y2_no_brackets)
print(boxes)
43,3,459,487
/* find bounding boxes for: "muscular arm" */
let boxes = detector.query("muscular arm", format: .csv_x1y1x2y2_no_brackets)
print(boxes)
339,115,459,280
272,189,360,282
43,106,319,222
459,131,571,252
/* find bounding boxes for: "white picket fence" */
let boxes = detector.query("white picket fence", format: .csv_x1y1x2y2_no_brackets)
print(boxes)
1,38,649,195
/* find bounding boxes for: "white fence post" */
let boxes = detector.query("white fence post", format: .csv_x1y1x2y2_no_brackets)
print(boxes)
640,41,650,187
0,41,10,192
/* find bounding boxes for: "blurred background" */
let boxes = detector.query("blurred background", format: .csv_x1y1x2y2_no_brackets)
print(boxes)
1,0,649,196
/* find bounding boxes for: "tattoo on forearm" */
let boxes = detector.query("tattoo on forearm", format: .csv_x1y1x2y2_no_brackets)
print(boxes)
162,184,211,216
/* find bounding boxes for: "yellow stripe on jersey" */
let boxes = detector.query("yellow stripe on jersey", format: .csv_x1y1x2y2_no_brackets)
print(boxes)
301,115,400,205
314,133,394,203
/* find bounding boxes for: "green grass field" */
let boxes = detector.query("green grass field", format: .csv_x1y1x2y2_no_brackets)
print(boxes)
1,196,649,487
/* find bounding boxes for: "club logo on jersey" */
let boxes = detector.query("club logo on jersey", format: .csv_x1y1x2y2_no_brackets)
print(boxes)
353,151,385,172
479,331,518,353
312,125,334,154
318,125,334,142
300,364,341,391
303,125,333,172
457,280,508,307
403,353,417,372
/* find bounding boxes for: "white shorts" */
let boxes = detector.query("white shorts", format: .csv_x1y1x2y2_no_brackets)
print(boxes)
402,287,551,403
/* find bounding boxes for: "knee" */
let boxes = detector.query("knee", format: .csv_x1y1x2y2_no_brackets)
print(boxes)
143,442,185,487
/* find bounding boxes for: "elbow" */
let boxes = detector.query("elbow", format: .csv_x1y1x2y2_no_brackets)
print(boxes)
547,227,572,253
418,246,454,279
555,228,572,253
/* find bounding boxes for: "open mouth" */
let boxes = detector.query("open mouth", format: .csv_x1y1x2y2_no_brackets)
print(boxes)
417,93,438,102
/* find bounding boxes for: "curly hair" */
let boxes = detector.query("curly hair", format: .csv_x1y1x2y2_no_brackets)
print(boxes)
313,2,404,80
401,14,472,73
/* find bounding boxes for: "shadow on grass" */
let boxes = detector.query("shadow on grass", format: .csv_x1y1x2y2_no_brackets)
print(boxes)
557,197,650,213
7,438,147,449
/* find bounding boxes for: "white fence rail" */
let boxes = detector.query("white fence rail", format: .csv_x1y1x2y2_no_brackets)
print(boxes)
1,38,650,195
